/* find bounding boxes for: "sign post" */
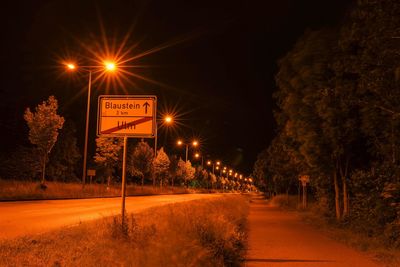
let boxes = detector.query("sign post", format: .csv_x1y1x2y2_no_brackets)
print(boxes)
299,175,310,209
97,95,156,225
87,169,96,184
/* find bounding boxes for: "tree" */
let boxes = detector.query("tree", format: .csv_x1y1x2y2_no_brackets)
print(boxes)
47,120,81,182
176,159,195,187
24,96,65,184
185,160,196,187
152,147,170,187
129,140,154,186
274,28,363,220
0,146,41,180
210,173,217,189
94,137,123,186
168,155,179,187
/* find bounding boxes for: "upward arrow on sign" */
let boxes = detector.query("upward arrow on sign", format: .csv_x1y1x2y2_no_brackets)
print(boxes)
143,102,150,114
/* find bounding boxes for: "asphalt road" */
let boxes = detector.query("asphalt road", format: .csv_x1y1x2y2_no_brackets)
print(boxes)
0,193,222,240
245,195,380,267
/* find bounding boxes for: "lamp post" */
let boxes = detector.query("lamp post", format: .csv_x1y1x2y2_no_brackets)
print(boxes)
154,115,174,155
177,139,198,162
65,60,117,186
206,160,220,175
194,152,203,167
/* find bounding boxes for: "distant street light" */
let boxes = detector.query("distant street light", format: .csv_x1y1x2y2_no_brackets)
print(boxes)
177,139,199,162
164,115,173,124
154,115,174,155
64,60,118,186
206,160,220,175
194,152,203,167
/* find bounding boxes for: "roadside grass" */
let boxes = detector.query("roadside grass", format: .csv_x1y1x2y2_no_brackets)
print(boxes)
0,195,249,267
270,194,400,267
0,179,194,201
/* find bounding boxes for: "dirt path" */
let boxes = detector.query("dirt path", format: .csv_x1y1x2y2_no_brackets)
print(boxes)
244,194,380,267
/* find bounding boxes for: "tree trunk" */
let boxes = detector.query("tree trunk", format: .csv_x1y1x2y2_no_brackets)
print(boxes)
340,157,350,217
392,116,396,164
141,175,144,188
334,171,341,220
41,154,47,184
342,177,349,217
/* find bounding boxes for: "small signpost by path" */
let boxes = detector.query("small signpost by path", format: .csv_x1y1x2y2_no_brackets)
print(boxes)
299,175,310,209
87,169,96,184
97,95,157,224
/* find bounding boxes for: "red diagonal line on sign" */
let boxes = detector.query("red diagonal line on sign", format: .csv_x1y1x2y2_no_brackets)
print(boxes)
101,117,153,135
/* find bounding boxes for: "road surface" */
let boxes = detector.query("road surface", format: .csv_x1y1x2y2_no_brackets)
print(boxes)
245,195,380,267
0,193,222,240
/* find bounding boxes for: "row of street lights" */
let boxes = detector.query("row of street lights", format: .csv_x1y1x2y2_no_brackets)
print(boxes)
63,60,250,189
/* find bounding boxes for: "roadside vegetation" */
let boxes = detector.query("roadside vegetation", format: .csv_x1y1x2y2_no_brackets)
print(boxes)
253,0,400,260
0,96,253,200
0,179,195,201
0,195,249,267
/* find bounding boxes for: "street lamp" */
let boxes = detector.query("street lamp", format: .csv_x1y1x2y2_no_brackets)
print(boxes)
164,115,173,124
177,139,199,162
65,60,117,186
154,115,174,155
194,152,203,167
206,160,220,175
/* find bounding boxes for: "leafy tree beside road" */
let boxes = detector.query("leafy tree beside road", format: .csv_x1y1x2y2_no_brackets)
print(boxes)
24,96,64,184
128,140,154,186
254,0,400,247
94,137,123,186
152,147,170,187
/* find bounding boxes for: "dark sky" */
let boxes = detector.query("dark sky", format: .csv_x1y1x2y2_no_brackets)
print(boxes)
0,0,349,174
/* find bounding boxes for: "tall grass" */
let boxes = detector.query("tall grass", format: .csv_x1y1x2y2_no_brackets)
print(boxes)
0,195,249,266
0,179,191,200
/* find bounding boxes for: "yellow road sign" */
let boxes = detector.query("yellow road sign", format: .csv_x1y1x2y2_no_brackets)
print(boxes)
97,95,156,137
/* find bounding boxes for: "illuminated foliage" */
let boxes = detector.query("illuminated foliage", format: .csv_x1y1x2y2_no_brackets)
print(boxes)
24,96,65,184
94,137,123,184
152,147,170,187
129,140,154,186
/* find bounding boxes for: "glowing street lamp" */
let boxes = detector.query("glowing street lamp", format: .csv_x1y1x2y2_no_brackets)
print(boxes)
104,61,116,71
64,60,118,186
177,139,199,162
206,160,219,175
164,115,173,124
154,114,174,155
66,63,76,70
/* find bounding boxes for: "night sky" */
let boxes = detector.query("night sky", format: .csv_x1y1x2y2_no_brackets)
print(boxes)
0,0,349,174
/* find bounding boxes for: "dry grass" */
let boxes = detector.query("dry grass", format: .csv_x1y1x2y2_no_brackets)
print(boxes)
0,195,249,267
0,179,191,201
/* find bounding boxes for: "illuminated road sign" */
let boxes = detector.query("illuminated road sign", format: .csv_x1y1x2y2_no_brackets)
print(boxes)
97,95,156,137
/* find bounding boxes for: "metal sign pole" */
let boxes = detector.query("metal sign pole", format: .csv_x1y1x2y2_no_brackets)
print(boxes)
121,136,128,225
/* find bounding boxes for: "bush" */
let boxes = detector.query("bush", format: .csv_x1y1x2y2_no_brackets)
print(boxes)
348,167,398,243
